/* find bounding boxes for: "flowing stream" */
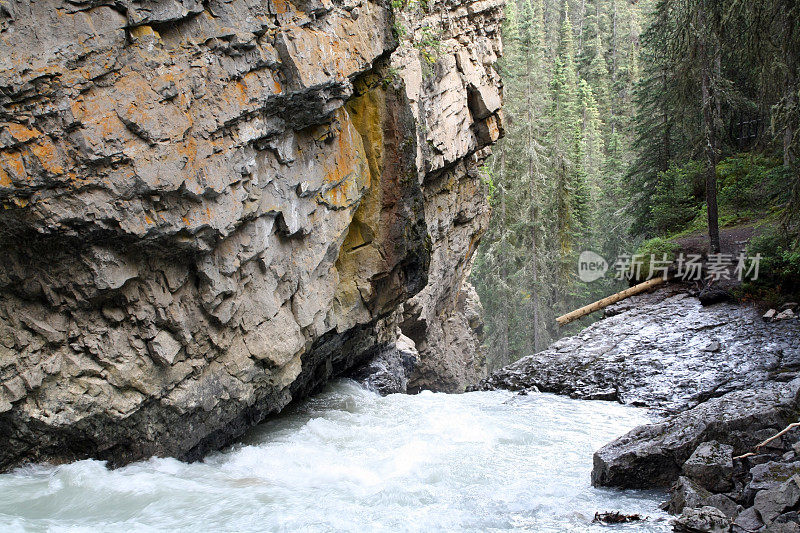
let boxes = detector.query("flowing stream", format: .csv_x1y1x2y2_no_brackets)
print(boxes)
0,381,670,532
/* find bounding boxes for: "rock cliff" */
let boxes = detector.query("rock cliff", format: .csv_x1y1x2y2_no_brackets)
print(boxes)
0,0,502,470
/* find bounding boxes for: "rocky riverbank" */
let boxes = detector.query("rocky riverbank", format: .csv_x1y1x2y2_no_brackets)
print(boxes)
478,284,800,532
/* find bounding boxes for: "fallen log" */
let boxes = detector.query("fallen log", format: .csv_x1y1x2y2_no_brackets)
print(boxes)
556,277,668,326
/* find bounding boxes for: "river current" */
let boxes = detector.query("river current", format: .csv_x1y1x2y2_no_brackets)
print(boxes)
0,380,670,532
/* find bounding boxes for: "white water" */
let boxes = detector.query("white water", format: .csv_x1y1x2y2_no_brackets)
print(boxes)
0,381,671,532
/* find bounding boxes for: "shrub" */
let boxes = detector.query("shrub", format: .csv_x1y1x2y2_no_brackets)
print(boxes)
746,227,800,299
633,237,680,280
650,162,704,235
717,153,790,211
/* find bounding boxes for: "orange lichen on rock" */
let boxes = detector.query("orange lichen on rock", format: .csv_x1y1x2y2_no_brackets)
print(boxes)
0,167,11,188
2,151,27,182
3,123,40,144
30,139,65,175
316,110,369,209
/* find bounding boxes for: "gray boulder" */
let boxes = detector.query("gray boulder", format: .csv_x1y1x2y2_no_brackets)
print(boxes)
592,379,800,489
753,476,800,523
673,506,731,533
733,507,765,532
683,441,735,492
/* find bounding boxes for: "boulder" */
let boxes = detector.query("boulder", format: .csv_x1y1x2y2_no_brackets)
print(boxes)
673,506,731,533
733,507,765,532
749,463,800,492
479,287,800,413
669,476,714,514
753,476,800,523
349,335,419,395
683,441,735,492
592,379,800,489
699,288,731,306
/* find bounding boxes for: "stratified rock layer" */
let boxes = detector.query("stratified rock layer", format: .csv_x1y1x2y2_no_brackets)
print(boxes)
0,0,503,470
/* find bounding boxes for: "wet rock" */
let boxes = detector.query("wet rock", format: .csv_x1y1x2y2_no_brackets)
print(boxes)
673,506,731,532
750,463,800,492
349,335,419,395
592,379,800,489
669,477,714,514
479,287,800,413
733,507,765,532
753,476,800,522
684,441,735,492
766,522,800,533
699,288,732,306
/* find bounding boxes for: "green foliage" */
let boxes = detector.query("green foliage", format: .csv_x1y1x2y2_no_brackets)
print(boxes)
473,0,638,370
746,227,800,299
634,237,679,279
642,155,792,239
390,0,428,12
650,161,704,235
414,26,442,65
717,154,791,211
391,21,406,40
479,165,496,202
635,236,680,259
382,66,401,87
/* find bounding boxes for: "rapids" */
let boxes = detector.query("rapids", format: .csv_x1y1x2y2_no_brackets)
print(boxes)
0,381,670,532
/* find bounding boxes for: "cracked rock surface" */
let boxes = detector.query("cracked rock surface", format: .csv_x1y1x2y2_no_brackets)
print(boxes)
478,286,800,413
0,0,502,470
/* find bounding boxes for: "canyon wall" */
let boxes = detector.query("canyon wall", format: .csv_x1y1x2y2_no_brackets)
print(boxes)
0,0,502,469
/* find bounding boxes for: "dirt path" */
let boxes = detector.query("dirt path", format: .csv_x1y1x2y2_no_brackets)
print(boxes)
673,224,760,257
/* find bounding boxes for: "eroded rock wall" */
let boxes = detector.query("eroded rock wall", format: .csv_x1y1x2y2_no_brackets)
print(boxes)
0,0,502,469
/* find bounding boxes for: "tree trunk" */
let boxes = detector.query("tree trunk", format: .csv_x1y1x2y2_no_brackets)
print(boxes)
525,37,542,355
661,70,671,171
499,148,510,367
610,0,618,137
698,0,720,253
556,277,667,325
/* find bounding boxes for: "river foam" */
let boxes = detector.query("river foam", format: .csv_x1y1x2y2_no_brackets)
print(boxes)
0,381,670,532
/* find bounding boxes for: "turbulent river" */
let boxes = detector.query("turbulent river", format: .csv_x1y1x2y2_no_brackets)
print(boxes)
0,381,671,532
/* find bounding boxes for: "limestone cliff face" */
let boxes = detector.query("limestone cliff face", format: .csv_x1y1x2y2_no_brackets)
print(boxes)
0,0,502,470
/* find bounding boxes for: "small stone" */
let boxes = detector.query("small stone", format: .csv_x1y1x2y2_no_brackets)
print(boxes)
148,331,182,366
776,310,796,321
753,475,800,523
684,441,735,492
733,507,765,532
764,309,778,320
702,341,722,352
673,506,731,533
